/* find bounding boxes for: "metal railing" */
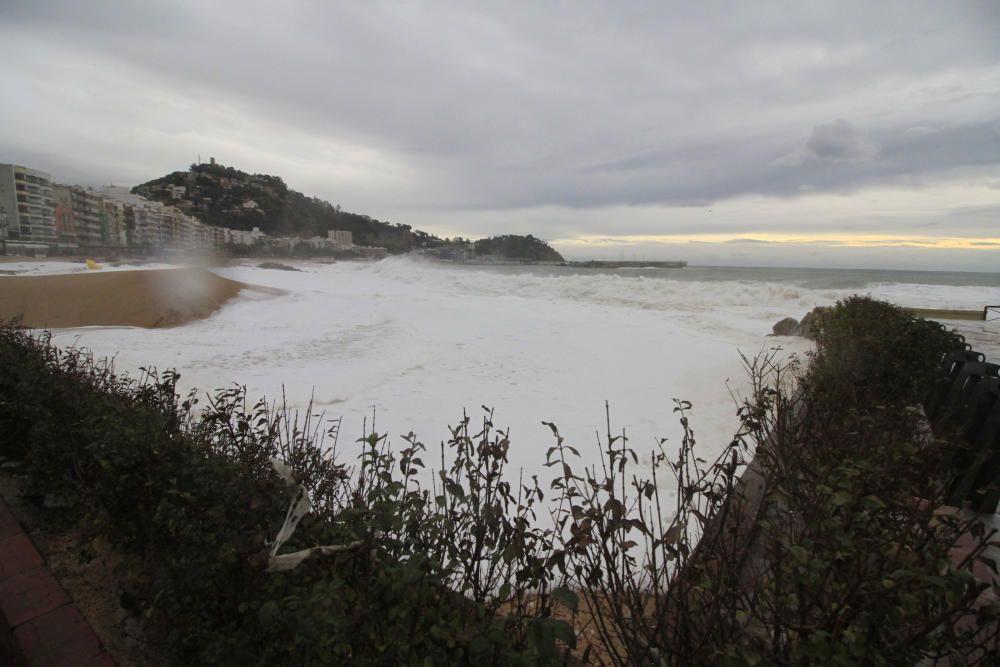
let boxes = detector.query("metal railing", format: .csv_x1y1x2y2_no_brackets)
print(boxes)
926,339,1000,512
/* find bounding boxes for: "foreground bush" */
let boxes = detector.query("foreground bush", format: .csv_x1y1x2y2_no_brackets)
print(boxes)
539,298,999,665
1,295,997,666
0,327,572,665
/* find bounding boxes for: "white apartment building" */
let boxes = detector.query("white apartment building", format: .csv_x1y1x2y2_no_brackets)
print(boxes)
0,164,57,250
101,186,212,251
225,226,266,245
327,229,353,248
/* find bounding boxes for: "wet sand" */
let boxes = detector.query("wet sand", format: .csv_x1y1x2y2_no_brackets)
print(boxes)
0,267,282,329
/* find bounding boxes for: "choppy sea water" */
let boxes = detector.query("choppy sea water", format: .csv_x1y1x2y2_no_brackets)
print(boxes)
456,263,1000,290
48,258,998,483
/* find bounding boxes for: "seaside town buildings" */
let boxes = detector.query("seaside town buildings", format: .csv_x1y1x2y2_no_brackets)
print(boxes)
0,164,57,255
0,162,372,258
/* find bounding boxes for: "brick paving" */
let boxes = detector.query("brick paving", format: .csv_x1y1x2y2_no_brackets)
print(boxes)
0,499,114,667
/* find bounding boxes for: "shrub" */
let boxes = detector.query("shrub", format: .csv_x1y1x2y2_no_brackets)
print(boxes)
810,295,964,406
0,323,571,665
0,295,996,666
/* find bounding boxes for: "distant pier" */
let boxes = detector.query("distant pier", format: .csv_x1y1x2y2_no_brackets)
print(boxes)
566,260,688,269
904,306,999,322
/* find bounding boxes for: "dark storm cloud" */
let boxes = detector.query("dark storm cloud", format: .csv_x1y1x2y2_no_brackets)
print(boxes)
806,120,878,162
1,0,999,219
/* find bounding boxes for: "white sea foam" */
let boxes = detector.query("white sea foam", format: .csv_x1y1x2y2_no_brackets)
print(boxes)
0,260,177,275
44,257,997,484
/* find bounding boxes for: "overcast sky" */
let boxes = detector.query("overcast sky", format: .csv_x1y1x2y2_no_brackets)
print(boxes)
2,1,998,270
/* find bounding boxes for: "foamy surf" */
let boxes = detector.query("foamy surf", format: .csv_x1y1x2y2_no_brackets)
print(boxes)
46,258,996,487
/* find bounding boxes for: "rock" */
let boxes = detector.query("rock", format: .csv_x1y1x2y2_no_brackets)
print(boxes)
796,307,827,340
258,262,301,272
771,317,800,336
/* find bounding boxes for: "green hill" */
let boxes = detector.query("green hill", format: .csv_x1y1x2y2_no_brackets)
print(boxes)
474,235,564,262
132,162,439,253
133,162,563,261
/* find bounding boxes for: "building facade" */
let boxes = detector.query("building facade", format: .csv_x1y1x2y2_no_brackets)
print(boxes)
2,164,387,259
70,187,104,246
225,226,266,246
100,185,217,253
52,184,80,246
52,184,108,247
327,229,353,248
53,184,133,250
102,199,128,247
0,164,57,252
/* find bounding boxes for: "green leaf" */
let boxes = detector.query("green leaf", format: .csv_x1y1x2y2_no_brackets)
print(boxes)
832,490,853,507
862,494,886,509
498,582,512,600
551,585,579,613
550,618,576,648
257,600,280,626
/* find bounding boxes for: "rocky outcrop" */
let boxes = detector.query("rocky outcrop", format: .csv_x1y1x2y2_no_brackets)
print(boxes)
770,307,827,339
771,317,799,336
796,308,826,339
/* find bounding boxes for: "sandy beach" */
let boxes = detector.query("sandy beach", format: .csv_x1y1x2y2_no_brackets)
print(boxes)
0,267,281,329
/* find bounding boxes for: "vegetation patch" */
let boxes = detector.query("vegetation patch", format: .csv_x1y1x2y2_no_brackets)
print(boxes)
0,296,996,665
473,235,565,262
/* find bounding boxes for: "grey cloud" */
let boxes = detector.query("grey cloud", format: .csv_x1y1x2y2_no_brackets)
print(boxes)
806,120,878,162
947,204,1000,219
0,0,999,246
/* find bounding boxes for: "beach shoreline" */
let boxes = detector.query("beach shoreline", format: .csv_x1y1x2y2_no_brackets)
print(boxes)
0,267,282,329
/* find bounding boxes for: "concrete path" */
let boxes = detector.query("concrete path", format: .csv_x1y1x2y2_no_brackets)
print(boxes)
0,498,114,666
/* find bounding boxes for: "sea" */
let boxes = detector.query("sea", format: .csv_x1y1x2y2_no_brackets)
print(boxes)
44,258,999,487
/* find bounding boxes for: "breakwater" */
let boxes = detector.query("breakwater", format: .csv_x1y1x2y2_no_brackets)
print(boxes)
566,260,687,269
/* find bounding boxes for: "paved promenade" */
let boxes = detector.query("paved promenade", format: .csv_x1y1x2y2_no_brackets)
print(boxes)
0,498,114,666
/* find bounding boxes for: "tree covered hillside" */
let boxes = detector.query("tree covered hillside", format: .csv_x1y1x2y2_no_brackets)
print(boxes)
474,235,564,262
134,162,564,260
132,162,442,253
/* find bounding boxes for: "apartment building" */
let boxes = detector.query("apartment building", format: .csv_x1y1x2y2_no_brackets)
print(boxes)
327,229,353,248
101,185,216,252
102,186,169,249
102,198,128,247
52,185,80,246
130,204,163,248
0,164,57,252
2,164,380,258
54,184,132,248
225,226,266,245
209,225,228,248
71,187,104,245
